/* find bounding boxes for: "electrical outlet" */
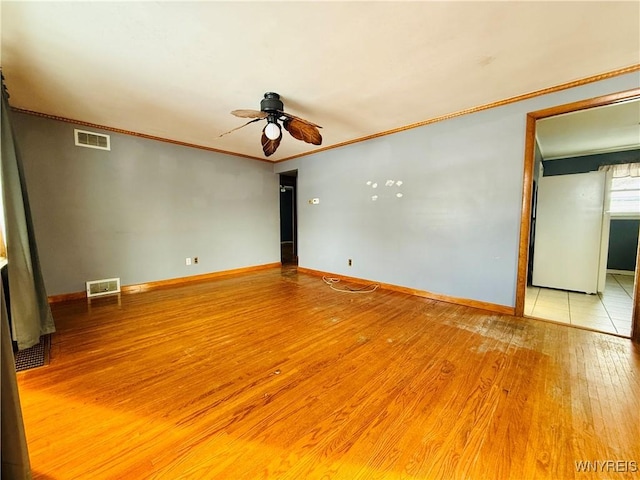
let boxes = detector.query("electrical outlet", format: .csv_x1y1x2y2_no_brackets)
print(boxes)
185,257,191,266
348,259,352,266
194,257,199,264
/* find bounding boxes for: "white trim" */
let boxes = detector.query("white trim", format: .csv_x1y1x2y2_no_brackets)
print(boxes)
607,269,635,276
610,213,640,220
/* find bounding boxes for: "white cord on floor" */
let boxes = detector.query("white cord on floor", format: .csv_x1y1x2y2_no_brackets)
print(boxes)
322,276,380,294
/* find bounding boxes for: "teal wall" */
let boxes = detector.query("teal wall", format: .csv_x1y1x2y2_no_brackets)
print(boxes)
542,149,640,176
608,220,640,272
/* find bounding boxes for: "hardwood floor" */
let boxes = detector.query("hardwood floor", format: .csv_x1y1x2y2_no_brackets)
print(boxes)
16,267,640,479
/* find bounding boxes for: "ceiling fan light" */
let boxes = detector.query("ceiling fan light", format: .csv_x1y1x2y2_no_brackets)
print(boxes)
264,122,281,140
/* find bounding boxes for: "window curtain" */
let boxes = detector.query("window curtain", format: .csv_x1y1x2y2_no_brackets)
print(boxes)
1,76,33,479
598,162,640,177
1,275,31,479
1,76,55,351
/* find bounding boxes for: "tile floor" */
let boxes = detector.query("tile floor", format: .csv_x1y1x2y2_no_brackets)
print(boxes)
525,273,635,337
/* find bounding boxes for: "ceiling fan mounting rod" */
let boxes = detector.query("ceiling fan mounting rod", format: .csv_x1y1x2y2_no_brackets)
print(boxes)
260,92,283,113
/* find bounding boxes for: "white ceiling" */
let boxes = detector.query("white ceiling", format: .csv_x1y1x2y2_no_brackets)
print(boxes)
536,99,640,161
1,1,639,162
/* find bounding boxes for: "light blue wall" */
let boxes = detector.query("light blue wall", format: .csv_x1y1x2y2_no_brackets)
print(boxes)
13,72,639,302
13,114,280,295
276,72,640,308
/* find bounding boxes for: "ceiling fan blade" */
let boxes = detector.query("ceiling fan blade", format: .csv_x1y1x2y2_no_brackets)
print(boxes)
232,109,268,119
279,111,322,129
283,117,322,145
218,118,262,137
261,129,281,157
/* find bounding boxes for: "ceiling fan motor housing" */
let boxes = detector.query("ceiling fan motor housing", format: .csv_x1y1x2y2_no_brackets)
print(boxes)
261,92,283,113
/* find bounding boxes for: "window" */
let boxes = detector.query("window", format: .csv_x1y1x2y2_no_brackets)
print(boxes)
609,175,640,217
600,163,640,217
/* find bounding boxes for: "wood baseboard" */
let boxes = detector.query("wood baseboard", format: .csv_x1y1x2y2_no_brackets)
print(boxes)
47,262,282,303
297,267,515,316
47,291,87,303
49,263,515,316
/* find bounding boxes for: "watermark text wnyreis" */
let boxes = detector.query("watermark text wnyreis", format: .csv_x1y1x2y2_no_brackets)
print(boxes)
575,460,638,473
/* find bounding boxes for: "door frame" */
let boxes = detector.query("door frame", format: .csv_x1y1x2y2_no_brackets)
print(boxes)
279,170,298,264
515,88,640,342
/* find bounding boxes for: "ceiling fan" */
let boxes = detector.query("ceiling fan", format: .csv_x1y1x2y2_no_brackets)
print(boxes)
220,92,322,157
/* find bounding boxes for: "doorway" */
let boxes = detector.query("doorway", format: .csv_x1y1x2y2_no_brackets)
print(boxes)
516,88,640,342
279,170,297,265
526,169,637,336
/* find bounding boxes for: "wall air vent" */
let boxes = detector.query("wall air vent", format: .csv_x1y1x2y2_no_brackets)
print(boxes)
86,278,120,298
74,129,110,151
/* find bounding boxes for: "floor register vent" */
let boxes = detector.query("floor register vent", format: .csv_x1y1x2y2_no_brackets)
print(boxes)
86,278,121,298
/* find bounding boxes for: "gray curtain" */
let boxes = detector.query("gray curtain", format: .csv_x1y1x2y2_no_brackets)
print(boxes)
1,73,45,479
1,277,32,479
1,79,55,350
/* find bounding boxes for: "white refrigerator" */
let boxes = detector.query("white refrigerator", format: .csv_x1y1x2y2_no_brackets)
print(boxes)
532,171,608,294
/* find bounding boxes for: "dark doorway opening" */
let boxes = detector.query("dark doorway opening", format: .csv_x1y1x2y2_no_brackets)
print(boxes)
279,171,297,265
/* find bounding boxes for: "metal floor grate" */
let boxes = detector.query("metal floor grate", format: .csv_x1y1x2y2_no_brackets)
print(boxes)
14,335,50,372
